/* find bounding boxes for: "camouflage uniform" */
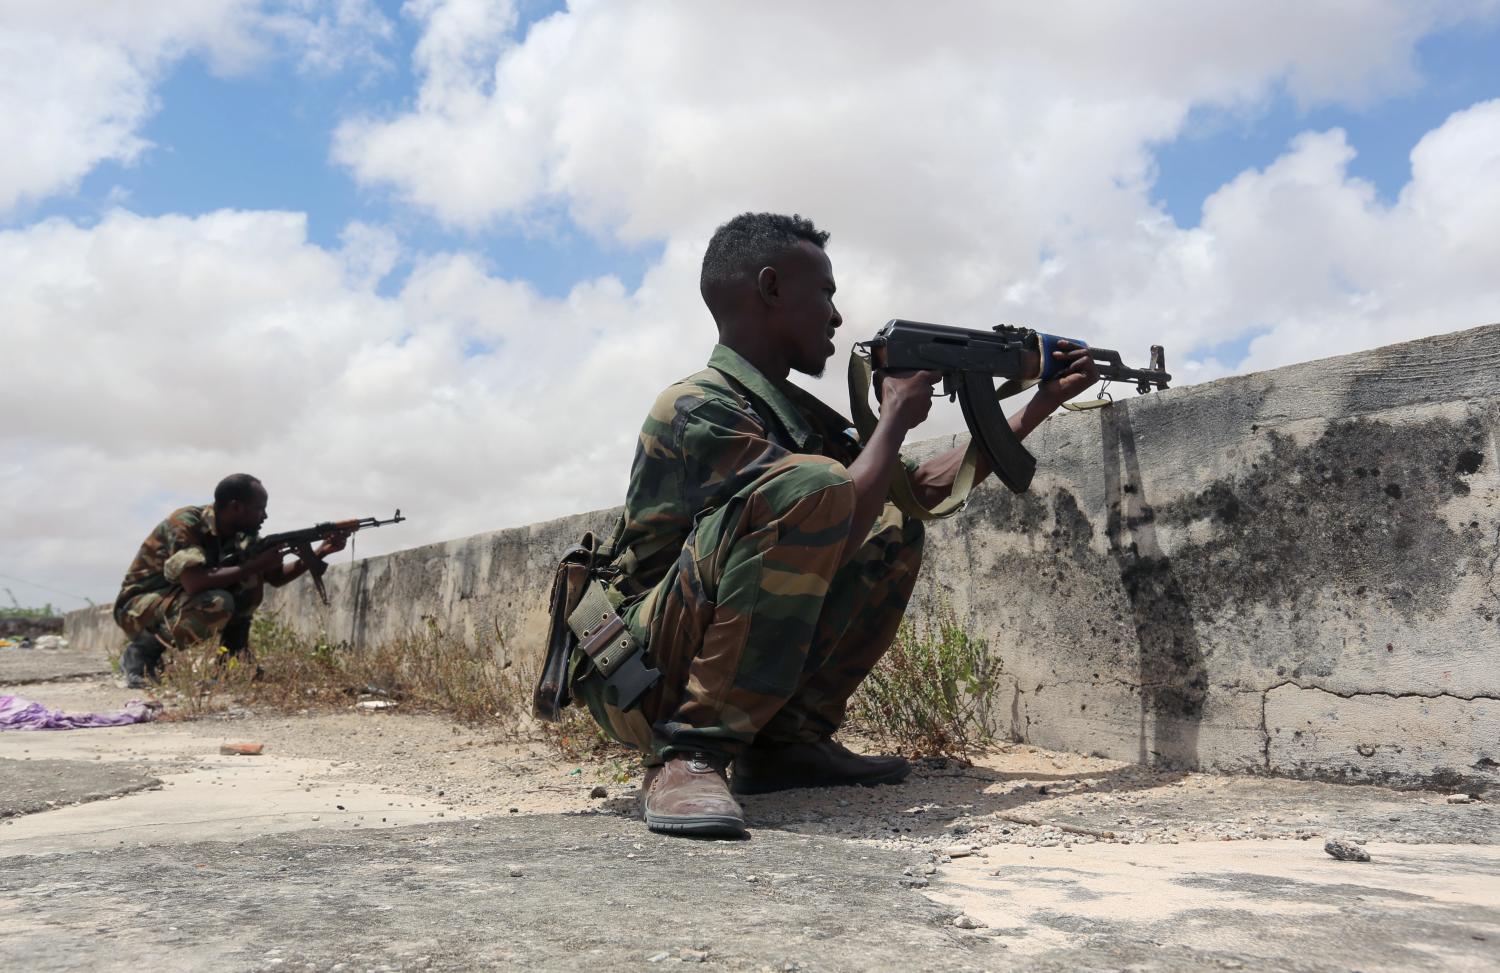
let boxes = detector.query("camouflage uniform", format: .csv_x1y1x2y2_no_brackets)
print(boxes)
579,345,925,762
114,505,263,650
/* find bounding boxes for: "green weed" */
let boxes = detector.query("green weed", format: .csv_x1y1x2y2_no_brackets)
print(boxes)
848,596,1003,757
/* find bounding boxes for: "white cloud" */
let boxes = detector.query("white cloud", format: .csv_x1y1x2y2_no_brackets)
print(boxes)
0,208,709,604
334,1,1492,235
5,2,1500,607
0,0,392,213
329,0,1500,369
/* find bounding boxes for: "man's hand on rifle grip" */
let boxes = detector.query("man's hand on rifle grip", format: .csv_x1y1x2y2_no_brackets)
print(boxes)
877,368,944,432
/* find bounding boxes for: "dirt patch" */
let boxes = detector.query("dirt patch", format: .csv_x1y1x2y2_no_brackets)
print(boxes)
0,757,160,818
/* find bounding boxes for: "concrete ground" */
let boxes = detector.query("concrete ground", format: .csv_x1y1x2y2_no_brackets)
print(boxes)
2,655,1497,972
0,644,112,685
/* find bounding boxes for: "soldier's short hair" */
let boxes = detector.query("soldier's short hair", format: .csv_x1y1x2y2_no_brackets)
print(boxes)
700,212,830,296
214,473,263,507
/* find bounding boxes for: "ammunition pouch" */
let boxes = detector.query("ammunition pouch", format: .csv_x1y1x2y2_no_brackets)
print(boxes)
532,532,661,722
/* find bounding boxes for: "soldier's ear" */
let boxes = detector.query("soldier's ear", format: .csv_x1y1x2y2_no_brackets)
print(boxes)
756,266,780,307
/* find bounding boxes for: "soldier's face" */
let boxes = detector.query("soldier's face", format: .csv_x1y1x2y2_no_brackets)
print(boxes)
773,241,842,378
225,484,269,533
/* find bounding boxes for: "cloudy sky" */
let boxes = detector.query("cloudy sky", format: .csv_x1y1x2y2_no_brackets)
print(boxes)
3,0,1498,610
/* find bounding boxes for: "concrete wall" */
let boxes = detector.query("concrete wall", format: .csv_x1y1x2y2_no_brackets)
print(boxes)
67,325,1500,791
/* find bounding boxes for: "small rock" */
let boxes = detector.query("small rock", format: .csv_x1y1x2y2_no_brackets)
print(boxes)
919,863,938,876
952,914,986,929
1447,793,1474,804
678,948,709,963
507,865,524,877
942,845,975,858
1324,838,1371,862
646,952,669,964
899,877,930,889
590,786,608,799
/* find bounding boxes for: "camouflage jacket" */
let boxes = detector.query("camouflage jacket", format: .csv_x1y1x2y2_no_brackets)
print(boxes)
115,504,259,609
609,344,867,590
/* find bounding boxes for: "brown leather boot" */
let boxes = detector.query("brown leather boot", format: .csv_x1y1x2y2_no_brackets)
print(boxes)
730,738,910,795
641,752,746,838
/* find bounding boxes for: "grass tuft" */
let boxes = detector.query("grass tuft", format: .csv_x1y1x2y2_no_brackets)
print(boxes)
237,615,526,726
848,596,1003,757
140,614,633,765
133,601,1001,762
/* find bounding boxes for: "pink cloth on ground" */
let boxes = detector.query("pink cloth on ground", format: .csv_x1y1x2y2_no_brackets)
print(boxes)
0,694,158,730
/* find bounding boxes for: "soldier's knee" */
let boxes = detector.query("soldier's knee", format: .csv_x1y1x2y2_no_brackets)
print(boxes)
191,589,236,619
761,455,854,511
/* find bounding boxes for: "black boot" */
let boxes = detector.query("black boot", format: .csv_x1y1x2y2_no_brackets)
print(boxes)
730,738,911,795
120,632,165,689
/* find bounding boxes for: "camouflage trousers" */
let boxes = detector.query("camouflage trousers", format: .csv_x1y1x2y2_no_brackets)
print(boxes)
115,582,263,652
582,454,924,762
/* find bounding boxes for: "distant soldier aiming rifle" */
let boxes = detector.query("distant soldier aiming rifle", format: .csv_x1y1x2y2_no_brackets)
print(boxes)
113,473,403,688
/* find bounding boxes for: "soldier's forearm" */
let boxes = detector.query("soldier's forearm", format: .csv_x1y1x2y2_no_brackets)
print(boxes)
265,559,304,588
843,416,910,564
911,443,993,508
908,399,1058,508
180,564,261,595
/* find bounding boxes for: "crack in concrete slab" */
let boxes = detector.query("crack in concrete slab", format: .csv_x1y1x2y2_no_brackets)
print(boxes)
1035,677,1497,704
1259,680,1499,703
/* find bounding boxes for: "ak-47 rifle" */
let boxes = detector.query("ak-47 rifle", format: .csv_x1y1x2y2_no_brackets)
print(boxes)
853,320,1170,500
224,510,405,604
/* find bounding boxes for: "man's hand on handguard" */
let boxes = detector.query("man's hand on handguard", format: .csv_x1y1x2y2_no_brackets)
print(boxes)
1032,339,1101,409
314,530,349,559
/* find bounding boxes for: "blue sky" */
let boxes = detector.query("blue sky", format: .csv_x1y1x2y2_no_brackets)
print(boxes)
14,9,1494,307
1153,21,1500,224
16,0,667,300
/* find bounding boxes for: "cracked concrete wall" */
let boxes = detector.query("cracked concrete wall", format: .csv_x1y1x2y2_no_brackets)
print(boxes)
65,324,1500,791
904,322,1500,792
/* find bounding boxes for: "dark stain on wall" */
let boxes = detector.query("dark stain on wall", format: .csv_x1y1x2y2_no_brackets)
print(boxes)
951,403,1494,771
1150,414,1487,621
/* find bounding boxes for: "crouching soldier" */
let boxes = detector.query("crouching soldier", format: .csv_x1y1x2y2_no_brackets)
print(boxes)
113,473,346,688
551,213,1099,838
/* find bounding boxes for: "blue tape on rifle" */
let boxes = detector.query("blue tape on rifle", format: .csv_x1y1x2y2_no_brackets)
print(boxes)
1039,333,1087,382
